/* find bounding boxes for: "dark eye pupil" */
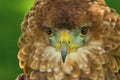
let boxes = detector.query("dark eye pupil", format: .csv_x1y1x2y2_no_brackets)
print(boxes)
46,28,52,35
81,27,88,35
44,27,52,35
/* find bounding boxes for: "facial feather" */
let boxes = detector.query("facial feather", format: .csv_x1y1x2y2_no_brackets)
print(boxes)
17,0,120,80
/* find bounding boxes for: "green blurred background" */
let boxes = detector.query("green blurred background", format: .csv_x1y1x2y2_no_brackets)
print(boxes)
0,0,119,80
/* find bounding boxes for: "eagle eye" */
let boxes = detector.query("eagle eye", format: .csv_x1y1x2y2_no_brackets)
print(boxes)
80,27,89,36
43,27,53,36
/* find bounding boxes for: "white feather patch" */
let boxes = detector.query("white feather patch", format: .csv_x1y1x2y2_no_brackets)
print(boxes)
54,67,60,73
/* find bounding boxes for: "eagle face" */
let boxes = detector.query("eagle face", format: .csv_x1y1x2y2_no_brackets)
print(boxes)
43,24,89,62
17,0,120,80
40,1,103,66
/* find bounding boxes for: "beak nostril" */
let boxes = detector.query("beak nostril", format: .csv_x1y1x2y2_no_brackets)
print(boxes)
59,41,61,44
59,41,71,44
68,41,70,44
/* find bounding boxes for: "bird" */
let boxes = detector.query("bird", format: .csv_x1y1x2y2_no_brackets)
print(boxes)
16,0,120,80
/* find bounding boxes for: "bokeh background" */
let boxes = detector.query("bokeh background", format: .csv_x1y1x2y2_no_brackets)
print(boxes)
0,0,119,80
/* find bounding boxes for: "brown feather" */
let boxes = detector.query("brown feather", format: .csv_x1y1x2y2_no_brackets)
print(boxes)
16,0,120,80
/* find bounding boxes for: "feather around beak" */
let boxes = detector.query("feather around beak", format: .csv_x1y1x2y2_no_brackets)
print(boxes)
52,30,84,62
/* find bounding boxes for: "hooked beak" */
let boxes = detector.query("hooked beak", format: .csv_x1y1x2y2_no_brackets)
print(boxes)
61,41,69,62
58,31,71,62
